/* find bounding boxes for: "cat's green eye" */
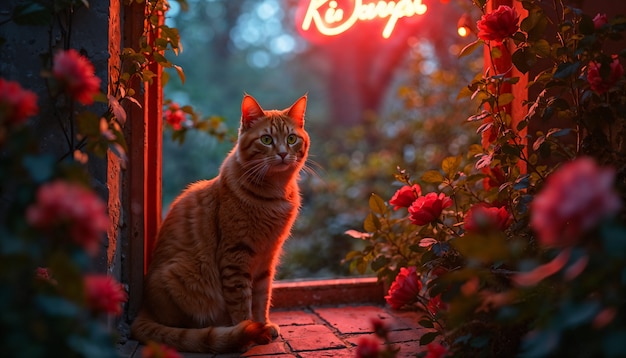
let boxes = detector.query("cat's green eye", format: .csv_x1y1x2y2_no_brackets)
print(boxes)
260,135,273,145
287,134,297,145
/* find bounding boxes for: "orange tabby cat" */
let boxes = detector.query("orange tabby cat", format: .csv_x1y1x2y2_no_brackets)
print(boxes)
131,94,309,353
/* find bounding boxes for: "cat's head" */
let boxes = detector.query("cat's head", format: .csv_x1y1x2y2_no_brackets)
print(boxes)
235,94,309,180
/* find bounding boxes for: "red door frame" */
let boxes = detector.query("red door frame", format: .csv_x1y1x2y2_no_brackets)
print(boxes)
124,1,162,318
484,0,529,170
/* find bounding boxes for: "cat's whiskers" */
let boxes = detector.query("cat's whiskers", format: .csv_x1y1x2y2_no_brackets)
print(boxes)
241,158,270,185
301,157,324,183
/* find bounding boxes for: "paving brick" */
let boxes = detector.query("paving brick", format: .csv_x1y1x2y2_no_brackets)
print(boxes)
241,341,288,356
314,305,413,334
298,348,356,357
270,309,318,326
396,341,426,356
121,304,428,358
280,324,346,351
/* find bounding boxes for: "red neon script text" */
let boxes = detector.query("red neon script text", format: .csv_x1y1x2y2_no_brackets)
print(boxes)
301,0,427,38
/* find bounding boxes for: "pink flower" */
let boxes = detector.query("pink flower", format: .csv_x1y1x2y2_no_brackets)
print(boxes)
464,204,512,234
164,103,186,130
426,294,448,316
587,56,624,95
0,78,38,125
477,5,519,42
355,336,381,358
385,266,422,309
425,342,448,358
53,49,101,105
26,180,109,255
389,184,421,210
408,193,453,226
142,342,182,358
593,13,608,29
84,274,127,316
531,157,621,247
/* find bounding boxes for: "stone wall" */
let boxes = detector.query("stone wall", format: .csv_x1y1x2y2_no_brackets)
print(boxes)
0,0,126,326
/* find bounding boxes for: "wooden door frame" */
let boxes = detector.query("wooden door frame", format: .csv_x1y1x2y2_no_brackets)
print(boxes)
122,1,162,320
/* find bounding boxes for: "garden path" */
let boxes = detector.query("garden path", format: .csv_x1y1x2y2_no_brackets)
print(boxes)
118,304,429,358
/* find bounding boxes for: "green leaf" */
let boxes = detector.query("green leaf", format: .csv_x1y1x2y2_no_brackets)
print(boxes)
369,193,386,215
12,2,52,26
453,233,509,264
459,40,483,58
491,46,502,59
77,111,101,136
364,213,379,232
532,39,551,58
23,154,55,183
421,170,444,184
152,52,171,67
442,156,462,178
497,93,514,106
521,329,559,357
420,331,439,345
371,256,389,272
512,47,536,74
601,222,626,258
173,64,185,85
553,62,580,80
419,319,434,328
579,14,595,35
35,295,80,317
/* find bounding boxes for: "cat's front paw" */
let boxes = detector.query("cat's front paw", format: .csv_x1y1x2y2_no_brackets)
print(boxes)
265,322,280,338
253,322,280,345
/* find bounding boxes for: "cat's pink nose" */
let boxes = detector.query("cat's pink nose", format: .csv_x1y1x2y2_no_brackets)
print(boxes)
278,152,287,159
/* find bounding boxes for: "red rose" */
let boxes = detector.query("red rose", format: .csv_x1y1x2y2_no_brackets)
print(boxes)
164,103,186,130
464,204,512,234
427,294,448,316
385,266,422,309
389,184,421,210
84,274,127,316
587,56,624,95
26,180,109,255
408,193,453,226
531,157,621,247
477,5,519,42
53,49,101,105
355,336,381,358
0,78,38,126
593,13,608,29
425,342,448,358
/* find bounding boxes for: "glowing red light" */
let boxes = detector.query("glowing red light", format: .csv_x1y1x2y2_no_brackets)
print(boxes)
297,0,428,41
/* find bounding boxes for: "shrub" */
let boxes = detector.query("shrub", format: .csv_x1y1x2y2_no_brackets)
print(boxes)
348,1,626,356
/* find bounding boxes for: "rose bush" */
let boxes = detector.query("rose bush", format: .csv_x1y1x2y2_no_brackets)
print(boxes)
0,0,193,356
347,1,626,357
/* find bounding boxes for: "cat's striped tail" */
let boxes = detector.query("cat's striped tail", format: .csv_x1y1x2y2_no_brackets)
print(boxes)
130,310,271,353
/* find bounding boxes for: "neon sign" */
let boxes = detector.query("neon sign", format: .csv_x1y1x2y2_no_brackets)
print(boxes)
300,0,428,39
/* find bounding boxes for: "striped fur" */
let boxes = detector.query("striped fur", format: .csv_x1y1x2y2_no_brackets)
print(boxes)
131,95,309,353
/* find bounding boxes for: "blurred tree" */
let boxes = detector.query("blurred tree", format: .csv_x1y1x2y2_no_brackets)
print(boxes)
162,0,483,279
295,0,466,128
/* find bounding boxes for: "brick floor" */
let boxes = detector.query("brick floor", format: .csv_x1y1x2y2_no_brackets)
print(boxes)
120,304,428,358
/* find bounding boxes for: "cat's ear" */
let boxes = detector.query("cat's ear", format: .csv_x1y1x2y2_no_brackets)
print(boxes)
241,94,264,129
287,95,307,127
